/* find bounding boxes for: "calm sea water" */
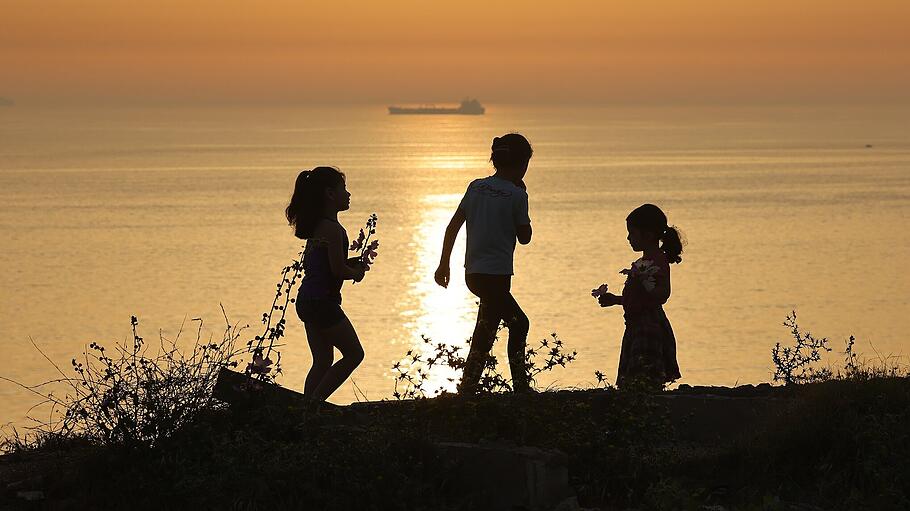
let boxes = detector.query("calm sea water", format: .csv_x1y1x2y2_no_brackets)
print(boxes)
1,104,909,425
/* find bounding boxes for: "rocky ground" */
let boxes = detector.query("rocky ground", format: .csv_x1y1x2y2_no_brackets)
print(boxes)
2,377,908,510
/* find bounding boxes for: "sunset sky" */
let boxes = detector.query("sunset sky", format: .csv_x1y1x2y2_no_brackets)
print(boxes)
2,0,908,105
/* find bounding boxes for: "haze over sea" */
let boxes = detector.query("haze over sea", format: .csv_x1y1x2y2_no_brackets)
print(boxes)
1,103,909,425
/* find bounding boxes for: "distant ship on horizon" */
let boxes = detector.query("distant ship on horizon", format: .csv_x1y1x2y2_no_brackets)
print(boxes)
388,98,485,115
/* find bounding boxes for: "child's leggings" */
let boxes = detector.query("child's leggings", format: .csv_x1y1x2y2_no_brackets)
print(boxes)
460,273,530,393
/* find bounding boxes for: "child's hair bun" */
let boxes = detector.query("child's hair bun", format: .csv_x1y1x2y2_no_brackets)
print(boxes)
489,133,533,170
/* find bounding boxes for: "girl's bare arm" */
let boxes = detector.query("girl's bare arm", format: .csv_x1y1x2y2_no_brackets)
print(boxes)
319,223,365,281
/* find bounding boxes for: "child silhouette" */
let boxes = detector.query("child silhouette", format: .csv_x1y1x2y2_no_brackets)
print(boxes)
435,134,534,394
286,166,369,402
599,204,683,389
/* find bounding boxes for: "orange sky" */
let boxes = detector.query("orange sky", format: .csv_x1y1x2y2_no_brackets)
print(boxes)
1,0,908,104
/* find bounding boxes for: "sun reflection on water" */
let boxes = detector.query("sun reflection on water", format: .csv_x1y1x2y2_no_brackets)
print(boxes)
399,193,477,394
417,154,484,171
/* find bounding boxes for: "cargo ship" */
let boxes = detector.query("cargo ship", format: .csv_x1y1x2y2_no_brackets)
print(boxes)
388,98,484,115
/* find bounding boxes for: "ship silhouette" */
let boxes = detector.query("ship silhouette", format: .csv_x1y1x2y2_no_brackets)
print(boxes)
388,98,484,115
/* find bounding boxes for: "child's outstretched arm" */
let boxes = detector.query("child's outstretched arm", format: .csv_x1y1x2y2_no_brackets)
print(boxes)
434,209,466,288
598,293,622,307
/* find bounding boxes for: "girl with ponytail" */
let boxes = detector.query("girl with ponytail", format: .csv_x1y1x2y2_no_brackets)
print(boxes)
286,166,368,403
598,204,683,389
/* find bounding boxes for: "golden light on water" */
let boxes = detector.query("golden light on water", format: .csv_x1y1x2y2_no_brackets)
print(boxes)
418,154,481,171
399,193,476,394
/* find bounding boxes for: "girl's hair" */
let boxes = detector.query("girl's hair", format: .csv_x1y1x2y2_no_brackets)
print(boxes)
627,203,684,264
490,133,533,171
286,166,346,239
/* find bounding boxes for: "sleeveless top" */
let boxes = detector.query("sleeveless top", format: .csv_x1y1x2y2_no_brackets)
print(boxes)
297,221,346,301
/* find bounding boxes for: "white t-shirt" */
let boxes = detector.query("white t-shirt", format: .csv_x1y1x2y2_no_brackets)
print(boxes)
458,176,531,275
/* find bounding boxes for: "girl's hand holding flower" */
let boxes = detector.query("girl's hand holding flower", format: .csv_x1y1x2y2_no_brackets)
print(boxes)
352,264,366,283
347,257,368,282
591,283,609,298
592,283,618,307
349,214,379,284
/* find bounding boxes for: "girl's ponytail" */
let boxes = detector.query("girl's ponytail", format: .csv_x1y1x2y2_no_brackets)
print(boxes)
627,203,685,264
286,166,345,239
660,226,683,264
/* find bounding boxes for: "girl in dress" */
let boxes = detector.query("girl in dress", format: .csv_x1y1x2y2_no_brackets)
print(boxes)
286,166,368,402
599,204,683,389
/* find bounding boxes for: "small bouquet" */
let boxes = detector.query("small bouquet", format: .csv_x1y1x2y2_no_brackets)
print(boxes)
591,283,609,300
620,257,660,292
349,213,379,268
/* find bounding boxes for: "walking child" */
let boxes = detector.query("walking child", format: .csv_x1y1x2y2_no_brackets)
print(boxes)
286,166,369,402
598,204,683,389
435,134,534,394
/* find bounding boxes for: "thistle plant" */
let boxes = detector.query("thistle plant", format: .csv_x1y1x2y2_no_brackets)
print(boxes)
593,370,613,389
392,332,577,399
771,311,832,385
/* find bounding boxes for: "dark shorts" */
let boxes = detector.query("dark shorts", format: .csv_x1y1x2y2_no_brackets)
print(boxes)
295,294,346,329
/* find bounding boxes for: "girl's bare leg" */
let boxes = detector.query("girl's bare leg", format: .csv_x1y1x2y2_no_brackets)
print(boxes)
303,321,335,398
311,315,365,402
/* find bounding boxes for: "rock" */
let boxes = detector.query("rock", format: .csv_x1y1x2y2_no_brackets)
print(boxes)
6,474,44,490
657,393,780,443
553,496,601,511
212,367,308,409
17,490,45,501
434,441,571,511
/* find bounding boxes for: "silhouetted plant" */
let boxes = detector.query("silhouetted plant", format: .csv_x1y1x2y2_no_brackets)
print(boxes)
244,250,305,383
391,331,577,399
524,332,578,382
593,370,614,389
842,334,860,378
771,311,832,385
770,311,907,385
833,334,906,381
2,310,245,449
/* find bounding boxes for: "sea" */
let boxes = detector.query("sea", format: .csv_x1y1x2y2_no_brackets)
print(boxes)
1,103,908,427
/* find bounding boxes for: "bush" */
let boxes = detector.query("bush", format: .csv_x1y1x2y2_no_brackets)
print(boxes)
2,312,244,450
391,332,578,398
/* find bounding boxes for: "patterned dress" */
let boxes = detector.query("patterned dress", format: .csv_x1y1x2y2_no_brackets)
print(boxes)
617,251,681,389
